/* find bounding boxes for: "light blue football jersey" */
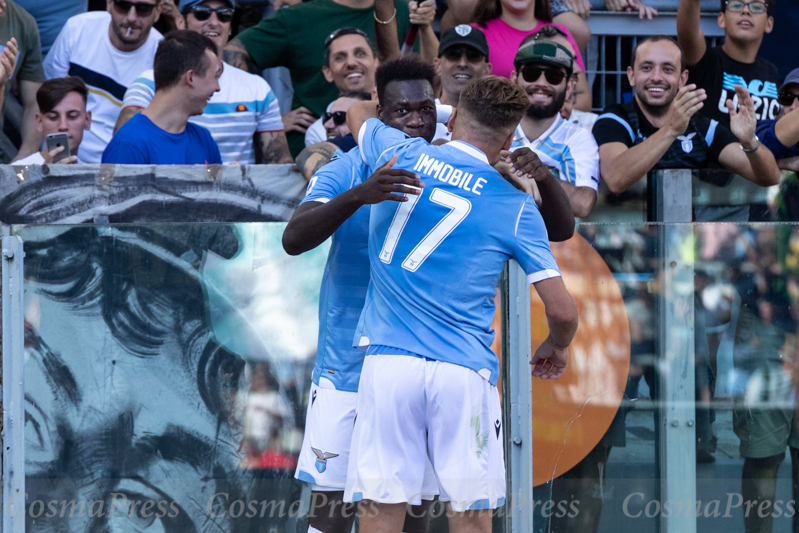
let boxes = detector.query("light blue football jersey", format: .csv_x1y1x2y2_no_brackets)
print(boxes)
355,119,561,385
302,147,372,392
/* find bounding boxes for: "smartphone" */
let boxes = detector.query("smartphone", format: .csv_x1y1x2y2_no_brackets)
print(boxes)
46,133,70,163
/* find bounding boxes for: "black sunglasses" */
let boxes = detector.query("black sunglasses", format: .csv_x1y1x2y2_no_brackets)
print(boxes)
322,111,347,126
112,0,157,17
533,25,568,40
190,5,235,22
442,47,485,63
520,65,567,85
778,92,799,107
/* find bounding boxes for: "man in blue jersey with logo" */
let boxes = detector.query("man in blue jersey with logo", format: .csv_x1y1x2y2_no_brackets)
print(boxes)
283,59,574,533
343,76,579,533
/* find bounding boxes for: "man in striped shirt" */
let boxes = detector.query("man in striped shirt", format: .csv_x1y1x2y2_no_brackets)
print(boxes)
115,0,292,164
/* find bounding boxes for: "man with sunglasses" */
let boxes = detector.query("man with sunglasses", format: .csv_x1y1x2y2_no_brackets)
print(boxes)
319,91,370,152
510,38,599,218
116,0,293,164
755,68,799,171
678,0,778,127
43,0,163,163
431,25,492,144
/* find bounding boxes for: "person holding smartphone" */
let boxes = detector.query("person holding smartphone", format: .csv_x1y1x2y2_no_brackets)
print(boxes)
13,76,91,165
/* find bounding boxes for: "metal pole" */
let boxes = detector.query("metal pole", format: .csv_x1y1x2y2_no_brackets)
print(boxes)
655,170,697,533
2,235,24,533
503,261,534,533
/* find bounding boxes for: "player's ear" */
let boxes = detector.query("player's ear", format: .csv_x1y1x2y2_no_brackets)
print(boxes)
376,103,383,120
627,65,635,87
447,107,458,133
501,130,514,152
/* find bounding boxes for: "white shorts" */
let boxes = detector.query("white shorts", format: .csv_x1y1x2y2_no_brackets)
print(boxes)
295,383,438,494
344,354,506,511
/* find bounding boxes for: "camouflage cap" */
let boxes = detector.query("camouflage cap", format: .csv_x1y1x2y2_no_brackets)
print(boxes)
513,39,574,76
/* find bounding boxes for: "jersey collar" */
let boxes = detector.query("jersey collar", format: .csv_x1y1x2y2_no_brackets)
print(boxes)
447,141,489,164
517,114,563,149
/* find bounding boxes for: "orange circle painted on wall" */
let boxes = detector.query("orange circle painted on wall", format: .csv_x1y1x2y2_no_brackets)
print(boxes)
529,233,630,486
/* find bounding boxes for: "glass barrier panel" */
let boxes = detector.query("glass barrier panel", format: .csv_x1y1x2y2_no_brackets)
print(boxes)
17,223,328,533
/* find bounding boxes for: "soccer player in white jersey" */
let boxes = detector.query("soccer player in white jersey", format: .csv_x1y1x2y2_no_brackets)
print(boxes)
509,37,599,218
283,59,574,533
343,75,579,533
116,0,292,164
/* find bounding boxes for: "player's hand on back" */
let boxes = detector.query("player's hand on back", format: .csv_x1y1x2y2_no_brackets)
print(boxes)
501,148,553,183
353,154,424,204
666,84,706,138
727,84,758,147
530,335,569,379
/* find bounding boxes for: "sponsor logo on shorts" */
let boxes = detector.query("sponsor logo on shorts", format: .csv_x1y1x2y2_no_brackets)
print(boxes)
312,448,339,473
494,419,501,439
311,389,317,407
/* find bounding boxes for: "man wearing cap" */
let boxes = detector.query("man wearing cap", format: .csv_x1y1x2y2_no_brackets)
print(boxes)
509,36,599,218
115,0,292,164
756,67,799,171
592,36,778,200
431,24,492,144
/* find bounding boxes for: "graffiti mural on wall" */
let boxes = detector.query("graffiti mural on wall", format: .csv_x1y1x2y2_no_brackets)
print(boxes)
2,166,327,532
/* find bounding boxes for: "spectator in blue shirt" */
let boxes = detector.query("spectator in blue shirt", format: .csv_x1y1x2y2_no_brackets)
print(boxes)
102,30,223,164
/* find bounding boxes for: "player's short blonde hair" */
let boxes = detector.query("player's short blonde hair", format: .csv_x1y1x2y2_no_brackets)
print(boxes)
458,76,530,133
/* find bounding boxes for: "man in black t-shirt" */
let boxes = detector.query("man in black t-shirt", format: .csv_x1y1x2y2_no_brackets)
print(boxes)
593,36,778,197
677,0,779,126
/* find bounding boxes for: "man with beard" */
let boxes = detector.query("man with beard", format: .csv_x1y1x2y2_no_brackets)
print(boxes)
509,37,599,218
282,58,573,533
43,0,163,163
593,36,778,196
432,25,492,143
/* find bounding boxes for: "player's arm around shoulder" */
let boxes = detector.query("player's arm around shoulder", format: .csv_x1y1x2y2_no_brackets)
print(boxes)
282,153,423,255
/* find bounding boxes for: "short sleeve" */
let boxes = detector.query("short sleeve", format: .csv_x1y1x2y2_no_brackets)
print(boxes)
757,119,799,160
236,12,289,70
205,132,223,164
256,82,284,132
569,129,600,191
705,119,738,163
592,105,635,148
357,118,414,168
42,16,72,79
302,149,352,204
102,140,147,164
17,15,45,83
122,70,155,109
512,197,562,284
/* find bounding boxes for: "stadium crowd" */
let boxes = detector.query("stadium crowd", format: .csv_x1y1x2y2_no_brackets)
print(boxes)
6,0,799,532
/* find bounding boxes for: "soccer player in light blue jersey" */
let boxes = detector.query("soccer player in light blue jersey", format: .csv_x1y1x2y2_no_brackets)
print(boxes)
283,59,574,533
343,76,579,533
